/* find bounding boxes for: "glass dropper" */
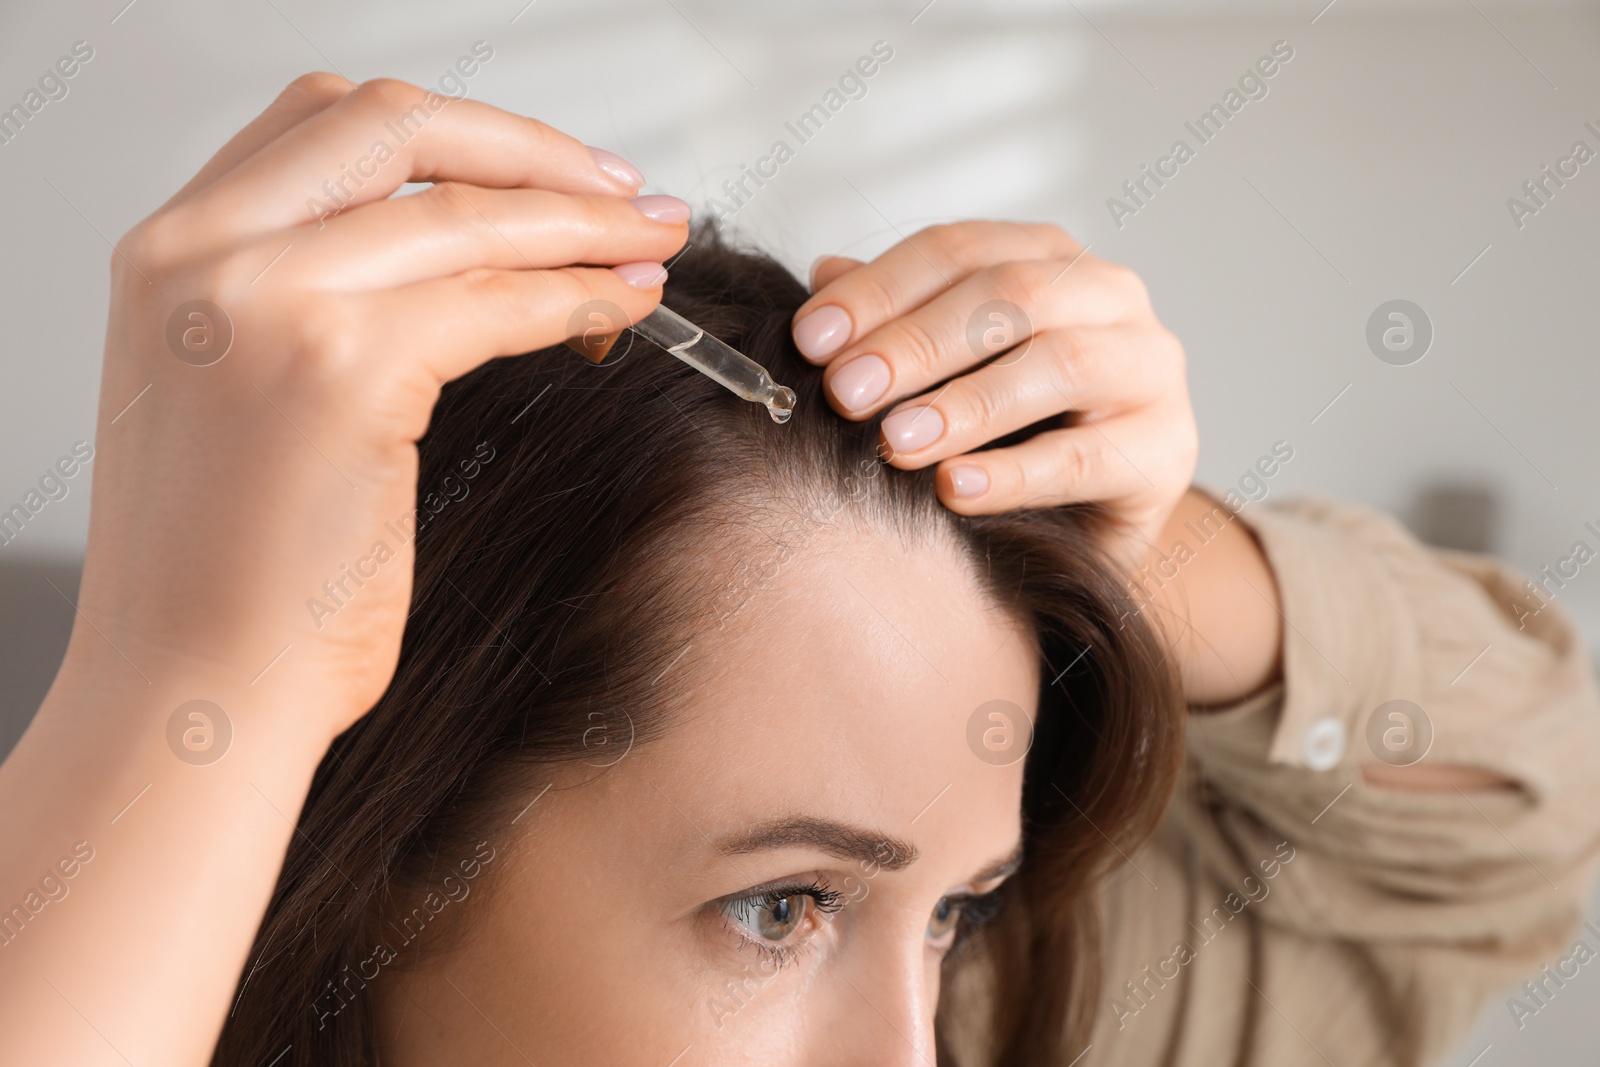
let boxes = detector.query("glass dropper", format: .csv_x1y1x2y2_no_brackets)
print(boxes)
628,305,797,424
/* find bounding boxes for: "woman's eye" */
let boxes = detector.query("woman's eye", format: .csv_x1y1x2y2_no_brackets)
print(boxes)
725,892,811,942
928,888,1006,948
719,881,846,960
927,896,962,942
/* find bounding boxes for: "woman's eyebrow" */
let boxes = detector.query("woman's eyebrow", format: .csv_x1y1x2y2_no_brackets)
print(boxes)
714,816,918,870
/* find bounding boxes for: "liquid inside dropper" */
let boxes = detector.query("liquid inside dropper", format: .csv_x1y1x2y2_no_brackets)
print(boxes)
630,305,799,427
765,386,797,424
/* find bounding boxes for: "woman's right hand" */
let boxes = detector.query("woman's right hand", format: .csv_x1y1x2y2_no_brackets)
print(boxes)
0,74,685,1066
80,72,687,743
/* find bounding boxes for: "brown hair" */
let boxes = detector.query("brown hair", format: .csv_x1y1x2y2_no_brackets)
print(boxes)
213,225,1185,1066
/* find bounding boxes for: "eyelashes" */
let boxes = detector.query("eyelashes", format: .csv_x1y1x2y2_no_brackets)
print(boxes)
723,878,847,932
719,878,846,968
715,878,1009,972
954,885,1005,929
942,885,1006,952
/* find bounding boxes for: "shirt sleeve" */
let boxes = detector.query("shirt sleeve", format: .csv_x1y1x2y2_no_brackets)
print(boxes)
1170,492,1600,1060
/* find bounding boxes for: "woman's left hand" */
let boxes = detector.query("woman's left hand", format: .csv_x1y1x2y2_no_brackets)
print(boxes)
791,220,1197,572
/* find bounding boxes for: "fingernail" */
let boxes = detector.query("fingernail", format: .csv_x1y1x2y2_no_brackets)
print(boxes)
613,261,667,289
830,354,890,411
881,406,945,453
587,146,644,189
793,305,852,362
948,465,990,499
630,195,691,224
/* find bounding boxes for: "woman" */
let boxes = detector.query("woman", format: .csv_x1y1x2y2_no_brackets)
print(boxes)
2,74,1597,1067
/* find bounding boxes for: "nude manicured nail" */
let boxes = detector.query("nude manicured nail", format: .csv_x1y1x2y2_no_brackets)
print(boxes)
613,262,667,289
947,465,990,498
587,146,644,188
882,406,944,453
830,354,890,411
793,305,852,361
630,195,691,224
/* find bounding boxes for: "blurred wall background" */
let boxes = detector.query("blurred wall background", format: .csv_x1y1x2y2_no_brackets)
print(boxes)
1,0,1597,1061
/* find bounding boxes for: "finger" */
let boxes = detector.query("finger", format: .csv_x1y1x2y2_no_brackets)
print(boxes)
157,72,355,212
187,78,645,240
876,324,1183,467
791,221,1079,363
809,255,862,291
267,184,689,290
821,256,1147,418
360,262,666,384
933,417,1170,516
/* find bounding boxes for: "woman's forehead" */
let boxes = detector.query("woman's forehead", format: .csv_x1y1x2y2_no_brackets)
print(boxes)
619,527,1040,848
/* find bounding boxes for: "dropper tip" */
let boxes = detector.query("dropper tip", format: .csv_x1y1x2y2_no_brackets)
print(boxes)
765,385,797,424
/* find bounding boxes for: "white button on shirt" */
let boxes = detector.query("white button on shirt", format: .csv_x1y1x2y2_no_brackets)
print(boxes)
1302,715,1347,771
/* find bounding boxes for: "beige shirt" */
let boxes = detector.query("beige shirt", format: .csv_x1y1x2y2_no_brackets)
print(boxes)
945,494,1600,1066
